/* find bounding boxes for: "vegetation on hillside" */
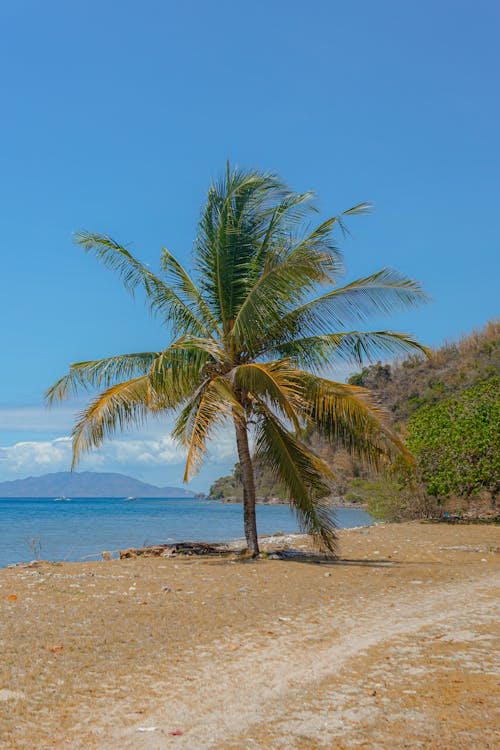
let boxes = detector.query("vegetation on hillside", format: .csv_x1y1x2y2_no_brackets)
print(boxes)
348,320,499,424
347,321,499,518
406,378,499,498
209,463,286,502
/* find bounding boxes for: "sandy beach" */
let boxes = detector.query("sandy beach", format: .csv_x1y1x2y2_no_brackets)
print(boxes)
1,521,499,750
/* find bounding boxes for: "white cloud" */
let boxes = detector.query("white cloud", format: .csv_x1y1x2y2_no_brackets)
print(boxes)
0,426,238,483
0,436,96,475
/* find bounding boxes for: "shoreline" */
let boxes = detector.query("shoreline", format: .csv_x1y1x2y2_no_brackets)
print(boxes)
2,521,499,749
3,527,372,569
217,495,368,509
0,502,373,569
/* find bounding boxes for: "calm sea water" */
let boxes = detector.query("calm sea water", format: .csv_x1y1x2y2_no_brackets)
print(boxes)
0,497,373,567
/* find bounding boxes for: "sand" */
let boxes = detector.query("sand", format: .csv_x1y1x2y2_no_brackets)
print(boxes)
0,521,499,749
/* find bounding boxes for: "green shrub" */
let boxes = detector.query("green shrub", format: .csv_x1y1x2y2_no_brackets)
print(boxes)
406,378,500,498
346,474,436,521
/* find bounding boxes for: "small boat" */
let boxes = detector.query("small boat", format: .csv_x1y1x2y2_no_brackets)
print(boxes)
124,496,137,501
53,496,71,502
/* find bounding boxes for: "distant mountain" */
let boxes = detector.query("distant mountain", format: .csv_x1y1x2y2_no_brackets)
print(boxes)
0,471,196,498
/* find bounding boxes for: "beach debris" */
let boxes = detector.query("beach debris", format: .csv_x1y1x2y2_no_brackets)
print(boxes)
238,585,250,592
278,616,291,622
48,644,64,653
136,726,157,732
168,730,184,736
8,594,17,600
324,572,332,577
161,585,173,592
119,541,233,559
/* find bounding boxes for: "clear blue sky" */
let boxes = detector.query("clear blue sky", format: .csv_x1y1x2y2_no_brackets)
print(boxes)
0,1,498,489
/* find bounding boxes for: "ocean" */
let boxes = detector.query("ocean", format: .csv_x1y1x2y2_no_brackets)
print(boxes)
0,497,373,567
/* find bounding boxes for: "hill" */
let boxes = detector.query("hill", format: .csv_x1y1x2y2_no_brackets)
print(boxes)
0,471,195,498
348,319,499,424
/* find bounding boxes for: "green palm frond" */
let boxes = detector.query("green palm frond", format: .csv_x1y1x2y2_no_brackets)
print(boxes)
254,191,317,261
45,351,160,404
193,166,288,332
160,248,222,336
147,336,228,400
275,331,432,370
266,268,428,343
231,240,339,350
333,201,372,237
169,335,227,363
254,401,337,554
75,232,212,336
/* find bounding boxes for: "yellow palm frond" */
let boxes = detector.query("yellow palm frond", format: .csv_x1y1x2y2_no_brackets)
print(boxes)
253,399,337,554
231,360,304,428
173,376,242,482
298,372,414,469
71,376,160,468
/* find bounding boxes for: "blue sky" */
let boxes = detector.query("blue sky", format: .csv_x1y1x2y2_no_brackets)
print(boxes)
0,1,498,490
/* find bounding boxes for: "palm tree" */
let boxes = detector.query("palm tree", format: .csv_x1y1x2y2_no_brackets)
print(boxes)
47,165,429,556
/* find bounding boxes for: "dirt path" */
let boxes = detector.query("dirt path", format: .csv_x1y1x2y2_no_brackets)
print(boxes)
115,575,499,750
1,522,499,749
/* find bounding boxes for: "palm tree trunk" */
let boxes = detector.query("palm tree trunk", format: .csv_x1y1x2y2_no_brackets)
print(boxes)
233,416,259,556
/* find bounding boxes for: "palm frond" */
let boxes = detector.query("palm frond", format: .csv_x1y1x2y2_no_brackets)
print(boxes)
298,372,414,469
231,206,375,350
45,352,160,404
160,248,222,336
333,201,372,237
254,191,317,261
71,376,158,468
193,166,289,332
173,376,241,481
275,331,432,370
75,232,212,336
253,401,337,554
231,239,340,349
231,360,303,427
146,336,227,400
266,268,428,343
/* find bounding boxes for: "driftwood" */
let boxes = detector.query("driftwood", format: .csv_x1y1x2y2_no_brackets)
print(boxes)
119,541,234,559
